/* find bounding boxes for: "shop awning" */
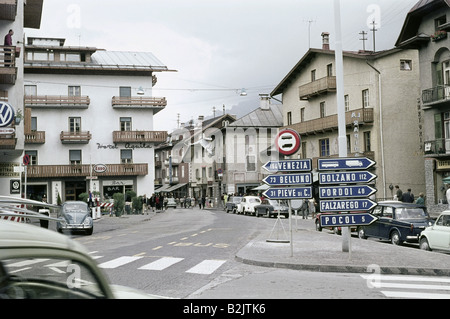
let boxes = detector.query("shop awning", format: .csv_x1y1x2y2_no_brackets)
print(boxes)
165,183,188,192
154,184,171,193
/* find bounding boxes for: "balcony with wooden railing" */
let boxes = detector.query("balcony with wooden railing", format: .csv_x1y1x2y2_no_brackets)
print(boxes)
25,95,90,108
283,107,374,136
25,131,45,144
0,46,17,84
0,0,18,21
112,130,167,143
26,163,148,178
60,131,92,144
0,131,16,149
299,76,336,100
112,96,167,114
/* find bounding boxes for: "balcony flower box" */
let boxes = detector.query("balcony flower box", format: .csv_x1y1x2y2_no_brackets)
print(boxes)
431,30,447,42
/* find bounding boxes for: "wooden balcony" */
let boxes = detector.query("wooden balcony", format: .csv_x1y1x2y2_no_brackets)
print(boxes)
0,46,17,84
25,131,45,144
60,131,91,144
112,96,167,114
0,0,17,21
25,95,90,108
299,76,336,100
112,130,167,143
0,132,16,149
283,107,374,136
27,163,148,178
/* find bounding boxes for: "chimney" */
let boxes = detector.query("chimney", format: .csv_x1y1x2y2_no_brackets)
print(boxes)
321,32,330,50
259,94,270,110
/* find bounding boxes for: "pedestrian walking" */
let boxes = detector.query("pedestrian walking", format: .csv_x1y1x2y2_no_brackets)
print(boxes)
394,185,403,201
415,192,425,205
300,200,309,219
402,188,414,203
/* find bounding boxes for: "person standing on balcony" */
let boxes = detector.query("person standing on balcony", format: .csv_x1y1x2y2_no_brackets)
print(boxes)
3,29,13,67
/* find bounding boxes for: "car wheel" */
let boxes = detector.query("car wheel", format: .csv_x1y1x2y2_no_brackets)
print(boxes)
357,227,367,239
390,230,402,245
86,228,93,236
315,220,322,232
419,237,431,251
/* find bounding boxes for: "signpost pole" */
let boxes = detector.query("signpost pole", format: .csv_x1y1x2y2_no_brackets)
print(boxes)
334,0,350,253
289,200,293,257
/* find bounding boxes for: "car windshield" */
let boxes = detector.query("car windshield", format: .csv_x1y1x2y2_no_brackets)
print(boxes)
395,207,428,219
0,257,106,299
248,198,260,203
64,203,88,213
232,197,242,203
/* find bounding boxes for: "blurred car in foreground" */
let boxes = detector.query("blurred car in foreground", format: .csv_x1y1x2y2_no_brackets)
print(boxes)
358,201,432,245
254,199,289,218
57,201,93,235
0,220,160,299
419,210,450,252
225,196,242,213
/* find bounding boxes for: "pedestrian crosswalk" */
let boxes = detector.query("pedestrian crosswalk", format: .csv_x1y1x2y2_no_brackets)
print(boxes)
96,253,226,275
360,274,450,299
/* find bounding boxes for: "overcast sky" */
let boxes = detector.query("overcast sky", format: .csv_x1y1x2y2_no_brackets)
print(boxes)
24,0,418,131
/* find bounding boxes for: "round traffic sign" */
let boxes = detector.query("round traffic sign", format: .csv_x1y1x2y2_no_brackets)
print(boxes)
23,154,30,166
275,129,301,156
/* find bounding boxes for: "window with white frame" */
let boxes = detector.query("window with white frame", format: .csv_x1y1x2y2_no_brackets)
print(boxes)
68,86,81,97
120,117,132,131
69,117,81,133
69,150,81,165
121,149,132,164
362,89,369,108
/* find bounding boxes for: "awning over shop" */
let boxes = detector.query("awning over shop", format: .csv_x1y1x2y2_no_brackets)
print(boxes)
165,183,188,192
252,184,269,191
154,184,171,193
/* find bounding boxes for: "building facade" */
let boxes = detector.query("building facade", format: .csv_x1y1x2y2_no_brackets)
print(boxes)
22,37,173,203
271,34,425,200
0,0,43,197
396,0,450,213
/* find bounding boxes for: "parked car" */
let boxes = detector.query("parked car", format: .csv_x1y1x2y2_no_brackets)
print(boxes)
166,198,177,208
254,199,289,218
419,210,450,251
357,201,433,245
57,201,93,235
235,196,262,215
225,196,242,213
0,219,160,299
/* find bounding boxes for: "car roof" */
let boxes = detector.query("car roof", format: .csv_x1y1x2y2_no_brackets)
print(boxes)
377,200,425,208
0,220,89,253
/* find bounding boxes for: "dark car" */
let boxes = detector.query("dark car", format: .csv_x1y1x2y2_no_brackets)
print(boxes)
254,199,289,218
225,196,242,213
357,201,433,245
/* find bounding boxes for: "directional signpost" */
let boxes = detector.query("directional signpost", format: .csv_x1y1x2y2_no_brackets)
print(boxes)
263,186,312,200
263,173,312,186
320,213,377,228
318,157,376,171
317,155,377,254
263,159,311,173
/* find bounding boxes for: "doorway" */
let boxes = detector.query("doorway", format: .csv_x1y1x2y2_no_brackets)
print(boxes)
65,181,86,201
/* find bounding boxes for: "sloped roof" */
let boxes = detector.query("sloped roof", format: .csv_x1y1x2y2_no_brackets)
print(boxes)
395,0,450,47
229,104,283,128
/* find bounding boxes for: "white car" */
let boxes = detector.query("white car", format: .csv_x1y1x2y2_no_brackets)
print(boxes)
235,196,262,215
419,210,450,252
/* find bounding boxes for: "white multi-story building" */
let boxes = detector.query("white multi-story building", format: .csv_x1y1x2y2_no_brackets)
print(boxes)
22,37,173,203
0,0,43,197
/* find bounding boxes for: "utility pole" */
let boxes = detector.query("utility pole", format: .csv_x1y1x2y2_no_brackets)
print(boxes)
359,30,368,51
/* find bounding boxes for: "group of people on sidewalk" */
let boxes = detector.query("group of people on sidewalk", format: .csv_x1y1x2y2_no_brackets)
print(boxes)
394,185,425,205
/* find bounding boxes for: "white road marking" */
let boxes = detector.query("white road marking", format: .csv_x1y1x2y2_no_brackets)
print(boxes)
98,256,143,269
186,260,226,275
139,257,184,271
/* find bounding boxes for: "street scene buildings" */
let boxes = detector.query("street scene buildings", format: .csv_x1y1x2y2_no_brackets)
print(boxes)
0,0,449,217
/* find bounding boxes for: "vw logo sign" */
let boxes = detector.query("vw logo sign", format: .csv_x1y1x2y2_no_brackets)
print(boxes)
0,102,15,128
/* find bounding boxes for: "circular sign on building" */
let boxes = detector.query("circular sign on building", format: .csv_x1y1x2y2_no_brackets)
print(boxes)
0,102,15,128
275,128,301,156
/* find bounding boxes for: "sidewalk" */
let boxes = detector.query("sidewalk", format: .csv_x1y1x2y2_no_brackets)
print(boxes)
235,218,450,276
